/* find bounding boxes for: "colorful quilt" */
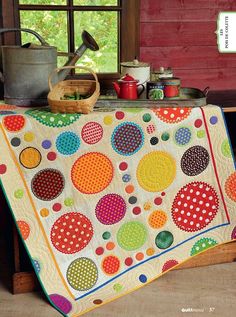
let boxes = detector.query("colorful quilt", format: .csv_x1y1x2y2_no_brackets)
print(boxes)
0,104,235,316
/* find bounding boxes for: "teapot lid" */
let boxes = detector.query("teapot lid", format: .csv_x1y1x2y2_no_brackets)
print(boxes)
119,73,139,82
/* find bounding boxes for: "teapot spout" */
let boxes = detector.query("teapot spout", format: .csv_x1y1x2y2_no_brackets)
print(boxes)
112,81,120,97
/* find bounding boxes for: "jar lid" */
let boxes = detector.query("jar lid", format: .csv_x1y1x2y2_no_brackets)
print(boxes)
121,59,150,68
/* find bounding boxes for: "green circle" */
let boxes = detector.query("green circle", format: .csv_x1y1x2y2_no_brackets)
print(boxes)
221,139,231,158
14,189,24,199
142,113,151,122
124,108,144,113
66,258,98,291
161,132,170,141
102,231,111,240
117,221,147,251
155,231,173,249
113,283,123,292
197,130,205,138
64,197,74,207
190,238,217,256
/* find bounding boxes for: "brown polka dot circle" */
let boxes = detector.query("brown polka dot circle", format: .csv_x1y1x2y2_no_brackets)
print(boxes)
181,146,210,176
31,168,65,201
51,212,93,254
171,182,219,232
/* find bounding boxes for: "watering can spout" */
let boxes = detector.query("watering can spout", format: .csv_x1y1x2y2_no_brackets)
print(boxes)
58,30,99,81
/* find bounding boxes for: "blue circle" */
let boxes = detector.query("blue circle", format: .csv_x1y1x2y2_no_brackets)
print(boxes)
0,111,16,115
33,259,41,273
111,122,144,156
122,174,131,182
174,127,192,146
42,140,52,149
56,132,80,155
139,274,147,283
210,116,218,125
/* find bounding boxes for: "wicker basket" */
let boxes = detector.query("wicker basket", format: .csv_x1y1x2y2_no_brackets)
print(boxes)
47,65,100,114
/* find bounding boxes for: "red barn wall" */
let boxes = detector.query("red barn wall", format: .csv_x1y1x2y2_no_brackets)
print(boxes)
140,0,236,90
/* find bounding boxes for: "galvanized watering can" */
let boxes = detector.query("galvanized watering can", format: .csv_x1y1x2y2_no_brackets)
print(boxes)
0,28,99,106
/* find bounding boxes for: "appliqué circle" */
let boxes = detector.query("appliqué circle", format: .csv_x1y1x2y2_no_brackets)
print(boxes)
56,131,80,155
81,122,103,144
111,122,144,156
181,146,210,176
95,194,126,225
117,221,147,251
171,182,219,232
31,168,65,201
51,212,93,254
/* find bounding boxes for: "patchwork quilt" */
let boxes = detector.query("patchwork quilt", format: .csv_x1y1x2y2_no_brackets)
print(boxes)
0,104,235,316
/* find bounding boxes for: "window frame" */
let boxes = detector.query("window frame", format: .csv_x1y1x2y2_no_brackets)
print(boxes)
0,0,140,90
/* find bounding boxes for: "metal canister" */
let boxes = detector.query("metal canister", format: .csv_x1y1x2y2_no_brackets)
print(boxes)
162,77,181,98
146,81,164,100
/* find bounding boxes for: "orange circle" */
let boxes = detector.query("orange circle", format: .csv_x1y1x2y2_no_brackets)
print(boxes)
71,152,113,194
153,107,192,123
106,242,115,250
125,184,134,194
146,248,155,256
144,202,151,210
19,147,41,169
102,255,120,275
40,208,49,217
225,172,236,202
17,220,30,240
148,210,167,229
135,252,144,261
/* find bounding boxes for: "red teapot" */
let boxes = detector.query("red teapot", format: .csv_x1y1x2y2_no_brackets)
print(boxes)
113,74,144,100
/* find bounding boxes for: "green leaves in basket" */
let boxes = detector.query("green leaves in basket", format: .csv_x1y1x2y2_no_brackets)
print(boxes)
60,91,91,100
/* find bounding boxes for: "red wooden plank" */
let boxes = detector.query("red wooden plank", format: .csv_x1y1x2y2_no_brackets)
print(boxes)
174,68,236,90
141,0,236,22
140,22,217,47
140,46,236,69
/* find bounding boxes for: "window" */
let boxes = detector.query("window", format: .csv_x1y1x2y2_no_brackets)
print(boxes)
1,0,140,88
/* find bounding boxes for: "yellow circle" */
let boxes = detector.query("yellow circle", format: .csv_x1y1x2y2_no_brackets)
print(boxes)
19,147,41,169
104,115,113,125
40,208,49,217
148,210,167,229
137,151,176,192
24,132,35,142
144,202,152,211
146,248,155,256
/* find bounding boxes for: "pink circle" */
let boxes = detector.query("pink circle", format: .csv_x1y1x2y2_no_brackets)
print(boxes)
115,111,125,120
125,257,133,266
154,197,162,205
50,212,93,254
147,124,155,134
0,164,7,174
81,122,103,145
47,151,57,161
119,162,128,171
95,247,104,255
52,203,62,212
95,194,126,225
162,259,179,272
171,182,219,232
194,119,203,128
133,206,141,215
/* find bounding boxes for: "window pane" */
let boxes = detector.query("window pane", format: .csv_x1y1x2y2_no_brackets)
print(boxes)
20,11,68,53
74,11,118,73
73,0,118,5
19,0,66,4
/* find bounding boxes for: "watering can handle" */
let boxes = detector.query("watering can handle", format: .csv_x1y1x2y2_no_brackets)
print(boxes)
0,28,49,46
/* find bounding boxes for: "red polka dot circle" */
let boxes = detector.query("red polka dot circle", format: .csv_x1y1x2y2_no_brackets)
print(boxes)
102,255,120,275
162,259,179,272
81,122,103,145
3,115,26,132
50,212,93,254
171,182,219,232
